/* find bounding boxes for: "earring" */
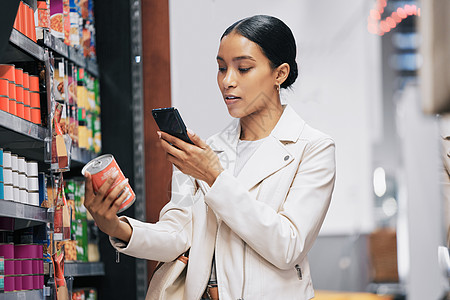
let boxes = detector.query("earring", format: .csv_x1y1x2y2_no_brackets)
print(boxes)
276,84,280,93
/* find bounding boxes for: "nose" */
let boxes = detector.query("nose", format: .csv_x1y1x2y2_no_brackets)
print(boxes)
222,69,237,89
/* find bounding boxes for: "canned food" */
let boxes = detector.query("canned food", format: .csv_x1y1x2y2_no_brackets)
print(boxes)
15,275,22,290
4,185,13,201
16,101,24,119
30,107,41,125
82,154,135,213
0,243,14,259
24,105,31,121
20,1,27,36
12,171,18,188
30,91,39,108
13,187,19,202
17,157,26,173
11,155,17,171
19,189,28,204
3,151,11,168
28,192,39,206
22,72,29,90
27,177,39,192
29,75,39,92
3,168,12,185
14,68,23,86
0,95,8,112
27,161,38,177
19,173,27,189
0,65,15,82
0,78,8,96
22,275,32,290
4,275,14,292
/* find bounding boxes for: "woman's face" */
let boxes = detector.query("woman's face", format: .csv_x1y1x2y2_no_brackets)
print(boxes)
216,33,279,119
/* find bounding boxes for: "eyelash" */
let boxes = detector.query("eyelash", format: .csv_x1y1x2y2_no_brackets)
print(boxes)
218,67,252,73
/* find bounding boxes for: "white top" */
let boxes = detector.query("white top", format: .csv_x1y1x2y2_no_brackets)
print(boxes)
234,137,269,176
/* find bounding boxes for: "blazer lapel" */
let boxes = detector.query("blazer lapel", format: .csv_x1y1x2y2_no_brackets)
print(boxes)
237,136,294,190
209,104,306,191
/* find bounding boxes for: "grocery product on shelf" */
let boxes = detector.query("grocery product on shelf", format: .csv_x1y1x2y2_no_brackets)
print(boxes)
0,64,42,124
1,149,41,206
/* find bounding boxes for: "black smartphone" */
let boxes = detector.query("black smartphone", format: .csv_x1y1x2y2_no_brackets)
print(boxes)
152,107,194,144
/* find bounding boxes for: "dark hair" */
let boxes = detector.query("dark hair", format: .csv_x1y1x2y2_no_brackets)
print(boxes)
221,15,298,89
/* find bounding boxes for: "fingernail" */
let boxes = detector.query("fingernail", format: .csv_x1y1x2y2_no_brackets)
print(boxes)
157,131,162,138
187,128,194,135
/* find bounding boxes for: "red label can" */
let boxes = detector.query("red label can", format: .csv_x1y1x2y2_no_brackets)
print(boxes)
0,78,9,96
0,95,9,112
82,154,135,213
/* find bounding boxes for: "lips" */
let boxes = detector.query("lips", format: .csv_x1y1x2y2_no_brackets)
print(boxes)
224,94,241,105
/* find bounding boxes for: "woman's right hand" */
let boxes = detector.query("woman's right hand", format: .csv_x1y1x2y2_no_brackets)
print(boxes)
84,172,133,242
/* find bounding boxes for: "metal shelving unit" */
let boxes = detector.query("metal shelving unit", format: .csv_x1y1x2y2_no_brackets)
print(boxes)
41,30,99,77
49,262,105,277
9,29,44,61
0,3,104,297
0,290,43,300
0,199,50,223
0,110,48,163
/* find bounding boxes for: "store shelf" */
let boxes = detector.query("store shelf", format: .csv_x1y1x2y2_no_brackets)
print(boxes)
40,30,98,77
42,30,68,58
0,200,50,223
0,290,43,300
70,147,97,167
85,58,99,77
0,110,48,162
0,110,48,141
49,262,105,277
9,29,44,61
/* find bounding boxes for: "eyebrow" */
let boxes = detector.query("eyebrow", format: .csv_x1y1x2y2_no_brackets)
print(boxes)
216,55,256,62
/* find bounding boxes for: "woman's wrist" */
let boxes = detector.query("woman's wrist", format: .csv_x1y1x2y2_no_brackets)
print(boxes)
207,167,224,187
113,218,133,243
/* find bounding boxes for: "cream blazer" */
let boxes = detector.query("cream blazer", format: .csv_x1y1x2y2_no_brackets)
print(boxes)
111,104,336,300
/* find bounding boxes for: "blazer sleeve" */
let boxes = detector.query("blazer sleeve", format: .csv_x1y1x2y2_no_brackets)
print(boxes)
109,167,194,262
204,137,336,270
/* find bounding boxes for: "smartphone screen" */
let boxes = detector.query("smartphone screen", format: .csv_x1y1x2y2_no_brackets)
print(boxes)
152,107,194,144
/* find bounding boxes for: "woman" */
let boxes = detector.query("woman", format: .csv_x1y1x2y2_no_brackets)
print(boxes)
84,15,336,300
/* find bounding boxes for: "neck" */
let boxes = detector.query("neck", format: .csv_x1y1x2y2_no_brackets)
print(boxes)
239,102,284,141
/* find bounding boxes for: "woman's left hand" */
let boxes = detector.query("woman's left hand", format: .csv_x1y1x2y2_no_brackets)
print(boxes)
158,129,224,186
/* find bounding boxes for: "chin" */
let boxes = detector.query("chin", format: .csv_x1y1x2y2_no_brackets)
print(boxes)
226,107,244,119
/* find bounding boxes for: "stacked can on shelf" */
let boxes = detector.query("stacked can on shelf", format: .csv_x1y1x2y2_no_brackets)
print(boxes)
0,64,41,124
13,1,37,42
1,150,40,206
0,243,45,292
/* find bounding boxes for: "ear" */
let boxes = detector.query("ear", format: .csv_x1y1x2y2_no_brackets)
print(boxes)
275,63,290,86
